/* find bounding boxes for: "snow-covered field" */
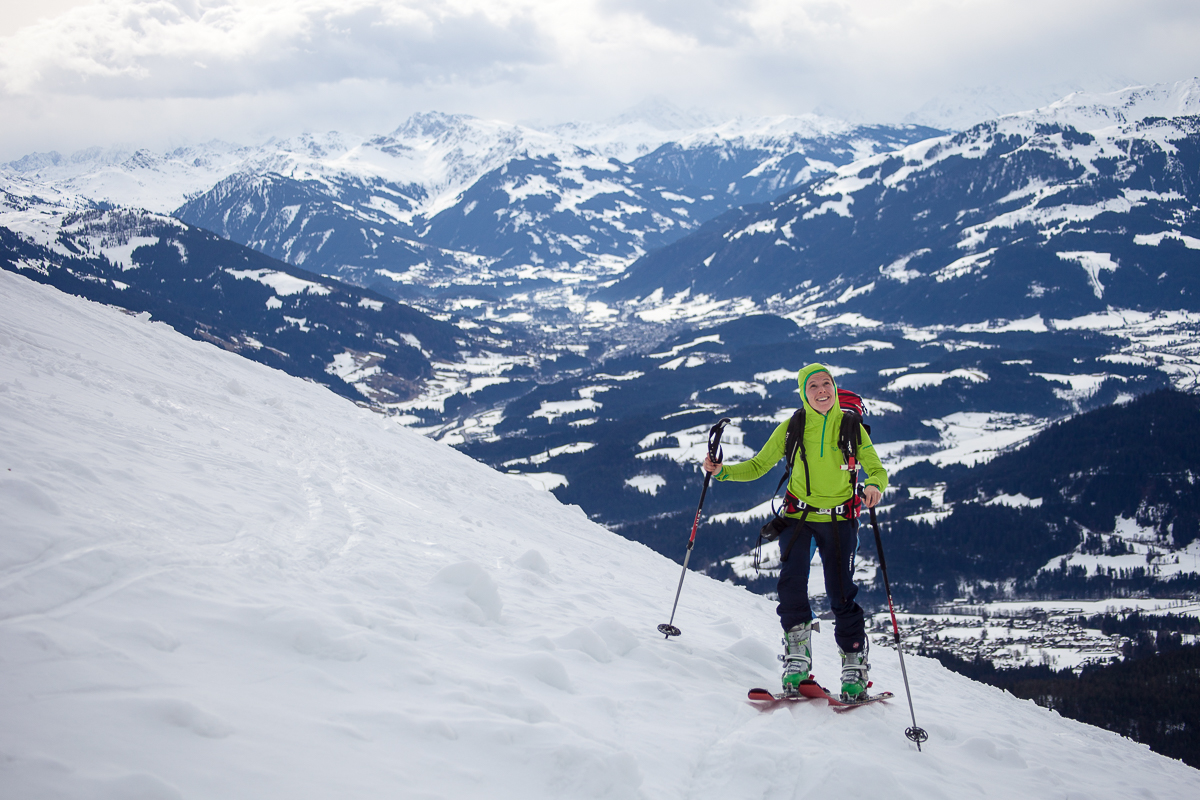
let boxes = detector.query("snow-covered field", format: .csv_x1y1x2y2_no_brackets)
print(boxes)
2,269,1197,798
890,598,1200,672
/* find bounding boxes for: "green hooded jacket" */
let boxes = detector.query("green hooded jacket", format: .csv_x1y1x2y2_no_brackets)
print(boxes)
714,363,888,521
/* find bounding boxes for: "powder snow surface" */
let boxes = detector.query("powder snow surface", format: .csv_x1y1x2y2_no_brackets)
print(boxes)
1,270,1196,799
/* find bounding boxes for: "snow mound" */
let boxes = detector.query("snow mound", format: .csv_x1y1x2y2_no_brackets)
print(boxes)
1,269,1196,798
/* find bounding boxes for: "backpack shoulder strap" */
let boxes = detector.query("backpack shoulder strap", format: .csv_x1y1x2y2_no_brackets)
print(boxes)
784,406,804,467
784,406,811,497
838,409,863,459
768,407,807,501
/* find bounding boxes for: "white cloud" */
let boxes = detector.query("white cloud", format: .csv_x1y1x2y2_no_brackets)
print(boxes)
0,0,1198,158
0,0,550,97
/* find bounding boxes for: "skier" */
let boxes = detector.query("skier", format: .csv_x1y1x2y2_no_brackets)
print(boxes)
703,363,887,700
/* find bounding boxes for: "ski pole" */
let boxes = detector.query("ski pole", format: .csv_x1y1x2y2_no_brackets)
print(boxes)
869,505,929,750
658,418,731,639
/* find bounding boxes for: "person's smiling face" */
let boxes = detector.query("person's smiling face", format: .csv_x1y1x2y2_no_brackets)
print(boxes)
805,371,835,414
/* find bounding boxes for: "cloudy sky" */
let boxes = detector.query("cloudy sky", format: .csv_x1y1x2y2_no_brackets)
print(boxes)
1,0,1198,160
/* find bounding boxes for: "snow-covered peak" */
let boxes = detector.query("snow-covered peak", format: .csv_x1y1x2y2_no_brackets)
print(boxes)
1,139,254,215
0,172,91,210
386,110,483,140
0,175,185,272
608,96,722,132
362,112,578,188
1,105,937,217
3,266,1199,799
1007,78,1200,133
258,131,360,161
537,118,681,162
903,84,1081,132
805,81,1200,198
547,110,895,163
0,113,596,216
1,175,100,252
902,77,1150,132
535,97,728,160
674,113,858,149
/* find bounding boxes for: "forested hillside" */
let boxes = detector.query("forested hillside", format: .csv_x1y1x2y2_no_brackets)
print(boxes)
875,390,1200,605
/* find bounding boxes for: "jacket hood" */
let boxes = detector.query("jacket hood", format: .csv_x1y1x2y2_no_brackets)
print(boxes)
797,363,838,416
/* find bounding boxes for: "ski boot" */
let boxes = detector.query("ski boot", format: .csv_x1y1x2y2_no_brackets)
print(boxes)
781,622,814,695
838,640,870,701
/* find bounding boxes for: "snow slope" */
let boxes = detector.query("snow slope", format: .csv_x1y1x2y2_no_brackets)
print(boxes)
1,270,1196,799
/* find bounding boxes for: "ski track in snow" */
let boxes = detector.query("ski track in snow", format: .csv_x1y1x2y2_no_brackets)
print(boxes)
1,269,1196,799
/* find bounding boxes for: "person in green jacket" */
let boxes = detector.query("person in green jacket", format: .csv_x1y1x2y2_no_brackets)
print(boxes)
703,363,887,699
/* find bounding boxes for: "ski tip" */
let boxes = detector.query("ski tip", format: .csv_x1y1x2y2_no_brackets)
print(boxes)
747,688,776,701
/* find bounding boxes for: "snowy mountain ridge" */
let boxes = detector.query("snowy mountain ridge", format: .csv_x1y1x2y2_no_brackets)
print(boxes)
607,83,1200,332
2,109,918,219
6,80,1195,298
1019,78,1200,133
898,77,1193,132
16,78,1190,214
2,115,595,223
3,267,1197,798
0,176,482,406
16,79,1193,316
0,174,183,263
149,111,939,303
543,110,868,164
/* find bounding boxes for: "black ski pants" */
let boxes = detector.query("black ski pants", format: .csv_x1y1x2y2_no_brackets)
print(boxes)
776,516,866,655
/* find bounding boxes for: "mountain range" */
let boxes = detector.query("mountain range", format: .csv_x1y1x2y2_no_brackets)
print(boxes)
603,80,1200,329
0,179,473,405
5,109,943,305
3,81,1200,609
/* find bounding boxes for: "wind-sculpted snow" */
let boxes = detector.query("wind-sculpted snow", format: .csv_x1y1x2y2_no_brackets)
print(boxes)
3,270,1198,798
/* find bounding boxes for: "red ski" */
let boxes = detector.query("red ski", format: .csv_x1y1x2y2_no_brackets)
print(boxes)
748,679,892,711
